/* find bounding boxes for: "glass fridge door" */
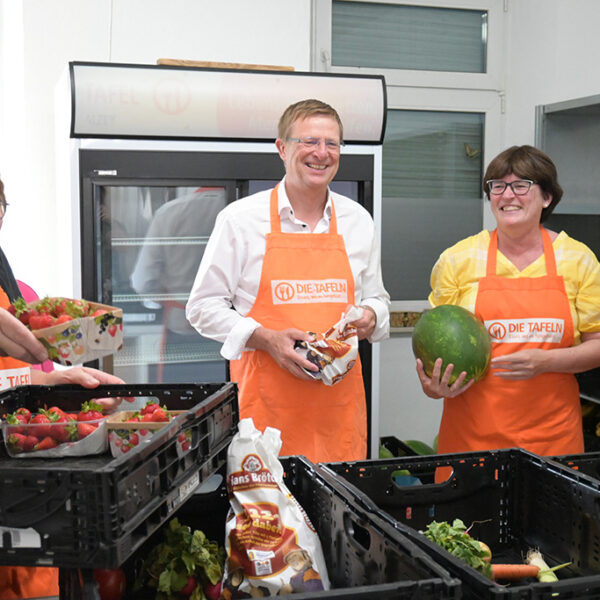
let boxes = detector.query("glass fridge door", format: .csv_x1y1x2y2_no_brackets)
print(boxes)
97,183,230,383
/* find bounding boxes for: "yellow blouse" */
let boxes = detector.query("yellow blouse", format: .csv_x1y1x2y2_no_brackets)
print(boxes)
429,229,600,344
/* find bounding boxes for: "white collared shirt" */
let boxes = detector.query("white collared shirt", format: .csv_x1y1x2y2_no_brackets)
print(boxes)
186,178,390,360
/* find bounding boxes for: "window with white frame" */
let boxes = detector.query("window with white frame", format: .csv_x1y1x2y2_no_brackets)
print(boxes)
312,0,504,303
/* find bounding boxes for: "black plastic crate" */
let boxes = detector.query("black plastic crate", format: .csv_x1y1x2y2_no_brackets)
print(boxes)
81,455,460,600
380,435,420,457
550,451,600,480
318,448,600,599
0,382,238,569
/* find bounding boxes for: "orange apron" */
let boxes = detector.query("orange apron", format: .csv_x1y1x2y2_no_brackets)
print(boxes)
437,227,583,456
229,185,366,463
0,285,59,600
0,287,31,387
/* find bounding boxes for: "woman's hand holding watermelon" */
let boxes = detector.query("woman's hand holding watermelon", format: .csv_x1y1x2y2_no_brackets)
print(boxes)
416,357,475,399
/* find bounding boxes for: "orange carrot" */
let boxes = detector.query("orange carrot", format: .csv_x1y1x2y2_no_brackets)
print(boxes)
491,563,540,580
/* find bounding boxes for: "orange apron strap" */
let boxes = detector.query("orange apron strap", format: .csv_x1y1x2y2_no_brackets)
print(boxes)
486,229,498,276
540,227,558,275
488,227,557,276
270,185,281,233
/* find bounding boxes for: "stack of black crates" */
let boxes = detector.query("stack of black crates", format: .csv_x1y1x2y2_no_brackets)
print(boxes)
5,383,600,598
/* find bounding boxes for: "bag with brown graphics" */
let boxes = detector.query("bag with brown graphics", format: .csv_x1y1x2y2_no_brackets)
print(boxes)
221,418,330,597
293,305,363,385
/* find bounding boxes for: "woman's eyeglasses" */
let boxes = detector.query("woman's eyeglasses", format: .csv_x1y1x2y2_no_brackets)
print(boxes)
0,201,8,218
486,180,535,196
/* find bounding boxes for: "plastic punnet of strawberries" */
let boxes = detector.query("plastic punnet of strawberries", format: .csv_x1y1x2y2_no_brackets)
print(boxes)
2,400,105,455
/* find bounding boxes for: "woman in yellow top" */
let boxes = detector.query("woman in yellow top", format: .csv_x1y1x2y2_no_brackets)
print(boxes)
417,145,600,456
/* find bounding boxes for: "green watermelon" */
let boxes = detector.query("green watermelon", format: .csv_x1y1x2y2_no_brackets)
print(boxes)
412,305,492,384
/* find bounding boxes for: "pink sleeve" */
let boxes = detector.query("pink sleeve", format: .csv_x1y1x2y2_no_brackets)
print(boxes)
16,280,55,372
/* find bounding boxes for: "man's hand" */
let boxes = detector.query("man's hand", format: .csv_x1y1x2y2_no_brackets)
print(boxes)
0,308,48,364
349,305,376,340
248,326,320,381
416,357,474,399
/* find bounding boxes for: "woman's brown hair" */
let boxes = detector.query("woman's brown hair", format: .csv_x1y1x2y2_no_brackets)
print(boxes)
483,145,563,223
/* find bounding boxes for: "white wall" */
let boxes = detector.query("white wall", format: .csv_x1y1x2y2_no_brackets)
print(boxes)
1,0,600,450
0,0,311,295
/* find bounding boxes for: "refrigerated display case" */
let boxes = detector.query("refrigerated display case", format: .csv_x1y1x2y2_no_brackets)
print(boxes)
61,61,386,455
77,145,376,388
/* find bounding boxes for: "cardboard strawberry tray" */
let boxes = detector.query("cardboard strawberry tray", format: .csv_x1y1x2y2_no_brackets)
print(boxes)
317,448,600,600
106,409,188,457
0,382,238,569
26,298,123,366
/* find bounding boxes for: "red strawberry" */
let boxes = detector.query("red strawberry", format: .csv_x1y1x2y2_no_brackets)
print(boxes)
50,415,75,443
140,401,159,415
48,406,67,419
151,408,169,422
77,401,104,422
7,433,27,452
91,309,108,317
5,412,28,434
31,413,53,438
107,324,117,337
23,435,39,452
34,436,59,451
53,299,68,316
128,433,139,447
71,299,91,317
10,298,32,325
77,422,97,439
29,313,56,330
55,314,74,325
15,407,31,422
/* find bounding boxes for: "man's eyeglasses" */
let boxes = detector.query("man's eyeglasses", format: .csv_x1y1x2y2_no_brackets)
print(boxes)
286,137,344,151
0,202,8,218
486,179,535,196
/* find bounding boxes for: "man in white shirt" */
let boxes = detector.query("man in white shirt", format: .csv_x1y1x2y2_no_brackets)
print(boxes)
186,99,390,462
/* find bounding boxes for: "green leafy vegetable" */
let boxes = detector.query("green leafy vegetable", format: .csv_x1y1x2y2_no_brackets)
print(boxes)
134,517,225,600
424,519,493,579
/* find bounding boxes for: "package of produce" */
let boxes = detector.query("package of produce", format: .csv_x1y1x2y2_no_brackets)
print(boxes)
222,418,330,596
293,305,362,385
1,400,108,457
106,401,188,457
9,296,123,366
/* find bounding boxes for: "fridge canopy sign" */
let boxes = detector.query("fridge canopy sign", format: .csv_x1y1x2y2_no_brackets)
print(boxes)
69,62,386,144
